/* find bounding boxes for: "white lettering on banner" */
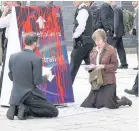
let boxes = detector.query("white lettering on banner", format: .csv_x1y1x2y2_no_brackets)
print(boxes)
22,31,61,37
36,32,61,37
42,56,57,63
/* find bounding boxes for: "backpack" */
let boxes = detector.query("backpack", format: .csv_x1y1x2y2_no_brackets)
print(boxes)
92,8,102,32
123,9,134,33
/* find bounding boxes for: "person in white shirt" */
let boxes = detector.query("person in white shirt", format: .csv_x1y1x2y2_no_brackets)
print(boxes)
0,1,21,95
0,1,21,39
70,1,95,84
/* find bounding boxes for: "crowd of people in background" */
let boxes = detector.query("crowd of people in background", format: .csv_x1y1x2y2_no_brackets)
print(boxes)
71,1,138,110
0,1,138,120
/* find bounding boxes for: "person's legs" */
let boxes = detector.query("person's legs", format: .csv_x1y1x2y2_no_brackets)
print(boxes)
23,93,59,118
70,48,83,84
124,73,138,96
117,97,132,106
6,105,18,120
106,31,114,46
0,33,2,65
103,84,132,109
132,73,138,92
116,37,128,68
83,53,90,65
70,43,93,84
0,39,8,95
132,35,138,70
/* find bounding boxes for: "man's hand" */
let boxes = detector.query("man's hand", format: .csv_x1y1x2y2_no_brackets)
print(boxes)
130,28,136,36
95,64,105,70
132,28,136,36
42,67,51,78
2,6,11,17
113,34,116,38
42,75,48,83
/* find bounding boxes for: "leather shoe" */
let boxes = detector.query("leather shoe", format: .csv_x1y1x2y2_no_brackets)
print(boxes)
121,96,132,106
17,104,29,120
133,67,138,70
118,65,128,69
124,89,138,96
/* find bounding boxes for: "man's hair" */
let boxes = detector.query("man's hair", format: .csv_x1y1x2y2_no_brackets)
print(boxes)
23,32,39,46
84,1,94,6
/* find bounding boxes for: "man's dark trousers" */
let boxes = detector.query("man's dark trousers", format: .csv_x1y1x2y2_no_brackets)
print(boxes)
106,31,114,46
113,37,128,66
0,38,8,95
70,42,93,84
132,73,138,93
23,92,58,117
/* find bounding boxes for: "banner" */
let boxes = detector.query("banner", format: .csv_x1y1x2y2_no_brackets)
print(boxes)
0,6,74,106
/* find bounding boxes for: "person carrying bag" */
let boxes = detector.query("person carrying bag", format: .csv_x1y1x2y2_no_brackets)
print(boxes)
89,68,103,90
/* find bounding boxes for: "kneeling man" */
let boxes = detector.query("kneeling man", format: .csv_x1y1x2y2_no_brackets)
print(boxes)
7,32,59,120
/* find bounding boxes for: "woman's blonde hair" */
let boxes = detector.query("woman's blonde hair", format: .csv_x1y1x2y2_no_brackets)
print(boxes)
92,29,107,41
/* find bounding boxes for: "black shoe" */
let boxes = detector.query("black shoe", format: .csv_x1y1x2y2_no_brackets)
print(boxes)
118,65,128,69
124,89,138,96
17,104,29,120
116,96,120,100
6,105,17,120
121,96,132,106
133,67,138,70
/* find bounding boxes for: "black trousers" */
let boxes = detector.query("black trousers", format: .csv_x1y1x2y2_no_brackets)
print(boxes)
23,93,59,118
132,73,138,93
106,31,114,46
0,38,8,95
113,37,128,66
70,42,93,84
131,35,138,64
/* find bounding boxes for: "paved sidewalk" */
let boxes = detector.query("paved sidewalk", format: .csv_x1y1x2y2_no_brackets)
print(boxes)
0,53,138,131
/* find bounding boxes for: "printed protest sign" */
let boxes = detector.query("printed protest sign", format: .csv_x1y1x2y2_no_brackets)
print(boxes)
0,6,74,106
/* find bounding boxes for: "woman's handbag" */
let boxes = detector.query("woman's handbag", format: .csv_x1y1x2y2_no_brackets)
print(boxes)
89,69,103,90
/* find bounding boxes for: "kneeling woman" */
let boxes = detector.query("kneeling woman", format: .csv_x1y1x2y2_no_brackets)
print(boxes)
81,29,132,109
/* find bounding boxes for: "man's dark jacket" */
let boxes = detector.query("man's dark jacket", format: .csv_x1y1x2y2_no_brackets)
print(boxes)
113,5,125,38
9,49,45,105
100,2,114,33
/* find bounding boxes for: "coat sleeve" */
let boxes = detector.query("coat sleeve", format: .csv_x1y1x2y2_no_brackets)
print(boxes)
114,8,119,35
104,49,118,73
100,6,111,32
0,14,10,28
32,57,43,86
8,55,13,81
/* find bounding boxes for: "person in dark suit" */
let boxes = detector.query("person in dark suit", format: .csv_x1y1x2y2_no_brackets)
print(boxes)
113,5,128,69
6,32,58,120
70,1,94,84
100,1,115,46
